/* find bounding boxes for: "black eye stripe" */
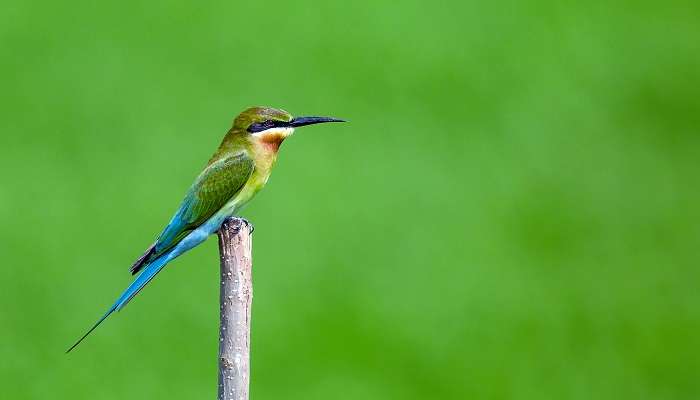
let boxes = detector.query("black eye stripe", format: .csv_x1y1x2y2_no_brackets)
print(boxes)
247,119,289,133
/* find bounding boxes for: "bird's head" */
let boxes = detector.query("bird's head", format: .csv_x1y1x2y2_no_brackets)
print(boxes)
232,106,344,151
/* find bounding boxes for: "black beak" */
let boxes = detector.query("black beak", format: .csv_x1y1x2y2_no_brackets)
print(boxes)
289,116,345,128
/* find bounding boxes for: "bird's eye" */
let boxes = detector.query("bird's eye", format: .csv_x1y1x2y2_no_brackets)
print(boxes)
247,120,277,133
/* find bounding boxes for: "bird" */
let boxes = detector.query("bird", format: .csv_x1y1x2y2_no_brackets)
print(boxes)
67,106,344,352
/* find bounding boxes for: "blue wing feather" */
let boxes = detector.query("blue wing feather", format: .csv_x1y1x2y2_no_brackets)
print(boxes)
68,151,254,352
130,152,253,275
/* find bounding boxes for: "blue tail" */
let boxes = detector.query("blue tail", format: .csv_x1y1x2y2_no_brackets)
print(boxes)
114,252,172,312
66,252,173,353
66,219,218,353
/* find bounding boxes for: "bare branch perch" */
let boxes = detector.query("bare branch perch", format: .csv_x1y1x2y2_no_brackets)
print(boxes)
217,218,253,400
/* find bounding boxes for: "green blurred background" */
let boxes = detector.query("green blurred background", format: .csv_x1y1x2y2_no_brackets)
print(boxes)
1,0,699,398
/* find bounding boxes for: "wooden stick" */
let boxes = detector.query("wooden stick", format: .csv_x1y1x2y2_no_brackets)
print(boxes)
217,218,253,400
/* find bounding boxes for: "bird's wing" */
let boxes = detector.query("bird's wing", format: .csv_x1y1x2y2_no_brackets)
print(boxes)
130,151,254,274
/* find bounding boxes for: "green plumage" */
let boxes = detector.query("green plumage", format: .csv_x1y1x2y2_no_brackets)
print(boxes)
183,152,255,227
160,152,253,249
68,106,344,352
130,107,292,274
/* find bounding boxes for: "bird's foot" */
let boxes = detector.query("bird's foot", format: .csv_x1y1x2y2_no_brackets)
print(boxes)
236,217,254,234
222,216,254,234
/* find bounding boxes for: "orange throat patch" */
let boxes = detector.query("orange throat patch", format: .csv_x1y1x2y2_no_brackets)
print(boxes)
259,132,286,152
255,128,293,152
